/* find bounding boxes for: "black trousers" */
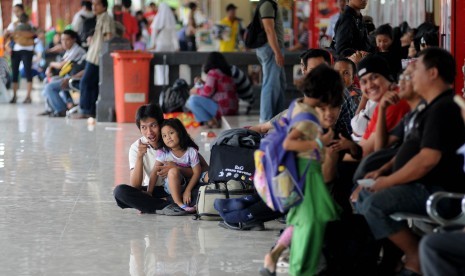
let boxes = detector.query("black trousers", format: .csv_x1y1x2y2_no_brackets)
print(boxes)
11,50,34,82
113,184,170,213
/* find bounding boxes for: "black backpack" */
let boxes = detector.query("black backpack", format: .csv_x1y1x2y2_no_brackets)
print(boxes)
159,79,190,113
243,0,277,49
208,128,262,185
81,16,96,47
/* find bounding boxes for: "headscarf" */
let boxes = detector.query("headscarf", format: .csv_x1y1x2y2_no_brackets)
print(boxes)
150,3,177,32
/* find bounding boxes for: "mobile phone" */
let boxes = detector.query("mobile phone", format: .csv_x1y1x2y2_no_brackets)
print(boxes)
357,179,375,188
454,95,465,110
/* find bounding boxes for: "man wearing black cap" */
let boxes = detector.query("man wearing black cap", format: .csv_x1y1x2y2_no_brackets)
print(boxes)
218,3,243,52
356,54,410,156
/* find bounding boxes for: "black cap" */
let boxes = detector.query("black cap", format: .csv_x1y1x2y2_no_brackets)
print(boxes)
357,55,393,82
226,3,237,11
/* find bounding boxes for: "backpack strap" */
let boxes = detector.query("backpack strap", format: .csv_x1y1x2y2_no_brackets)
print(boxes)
286,99,321,129
256,0,278,24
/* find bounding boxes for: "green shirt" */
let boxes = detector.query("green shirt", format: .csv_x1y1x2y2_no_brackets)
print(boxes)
259,0,284,48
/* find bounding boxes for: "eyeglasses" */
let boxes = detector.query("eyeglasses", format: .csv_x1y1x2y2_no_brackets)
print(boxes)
399,74,412,81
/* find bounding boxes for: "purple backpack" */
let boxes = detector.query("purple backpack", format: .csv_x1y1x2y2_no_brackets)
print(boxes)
254,100,321,213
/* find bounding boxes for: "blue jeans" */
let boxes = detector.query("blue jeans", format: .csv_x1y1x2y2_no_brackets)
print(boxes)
44,78,73,113
79,62,99,115
256,44,286,123
356,183,440,239
186,95,218,122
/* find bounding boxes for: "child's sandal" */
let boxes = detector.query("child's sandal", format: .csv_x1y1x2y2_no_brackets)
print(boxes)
180,204,196,213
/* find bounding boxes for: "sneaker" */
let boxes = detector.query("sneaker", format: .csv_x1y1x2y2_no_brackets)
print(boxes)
38,110,52,116
155,203,188,216
218,220,265,231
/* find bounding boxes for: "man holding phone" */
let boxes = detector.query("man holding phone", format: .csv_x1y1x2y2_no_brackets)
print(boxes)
113,104,208,215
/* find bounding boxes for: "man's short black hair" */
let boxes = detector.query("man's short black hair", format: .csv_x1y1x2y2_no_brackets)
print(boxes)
135,103,164,130
226,3,237,11
14,4,24,10
300,49,332,69
19,13,29,24
100,0,109,9
63,29,79,41
188,2,197,10
418,47,456,85
375,24,393,40
299,64,344,107
82,1,92,10
421,32,439,47
122,0,132,9
335,58,357,80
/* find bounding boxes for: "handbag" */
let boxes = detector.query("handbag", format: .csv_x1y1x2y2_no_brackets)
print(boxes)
194,181,255,220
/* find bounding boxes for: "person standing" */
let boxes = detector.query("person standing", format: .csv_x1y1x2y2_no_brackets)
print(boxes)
184,2,198,52
218,4,242,52
121,0,139,46
327,0,347,40
72,0,115,119
71,1,94,38
149,2,179,85
334,0,372,55
5,4,35,104
255,0,286,123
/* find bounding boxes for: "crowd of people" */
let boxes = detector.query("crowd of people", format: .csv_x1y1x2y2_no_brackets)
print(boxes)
0,0,236,118
113,1,465,276
2,1,465,276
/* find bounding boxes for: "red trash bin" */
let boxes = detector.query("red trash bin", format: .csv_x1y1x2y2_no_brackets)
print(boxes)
111,50,153,123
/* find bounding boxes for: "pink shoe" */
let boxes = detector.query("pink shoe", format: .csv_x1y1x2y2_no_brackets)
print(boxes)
180,204,196,213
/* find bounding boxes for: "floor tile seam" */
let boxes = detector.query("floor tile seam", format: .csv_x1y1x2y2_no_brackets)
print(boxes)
57,158,97,241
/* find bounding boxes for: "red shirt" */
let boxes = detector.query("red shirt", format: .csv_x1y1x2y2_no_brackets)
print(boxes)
363,99,411,140
122,12,139,43
197,69,238,116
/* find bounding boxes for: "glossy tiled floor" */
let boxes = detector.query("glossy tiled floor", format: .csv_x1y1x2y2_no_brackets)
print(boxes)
0,88,285,275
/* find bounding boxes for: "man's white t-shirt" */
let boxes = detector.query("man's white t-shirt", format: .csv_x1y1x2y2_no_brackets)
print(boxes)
128,138,162,187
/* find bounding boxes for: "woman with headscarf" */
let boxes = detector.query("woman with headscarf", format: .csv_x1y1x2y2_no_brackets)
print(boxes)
149,2,179,85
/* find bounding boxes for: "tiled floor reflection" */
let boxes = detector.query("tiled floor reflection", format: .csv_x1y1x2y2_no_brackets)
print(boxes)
0,102,283,275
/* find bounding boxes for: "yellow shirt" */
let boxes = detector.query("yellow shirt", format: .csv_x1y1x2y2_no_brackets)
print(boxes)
219,17,239,52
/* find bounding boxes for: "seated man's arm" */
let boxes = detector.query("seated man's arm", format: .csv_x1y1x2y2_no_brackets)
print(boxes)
48,60,67,70
248,121,273,134
373,148,441,191
129,141,148,188
359,134,375,157
60,69,85,90
249,109,288,134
